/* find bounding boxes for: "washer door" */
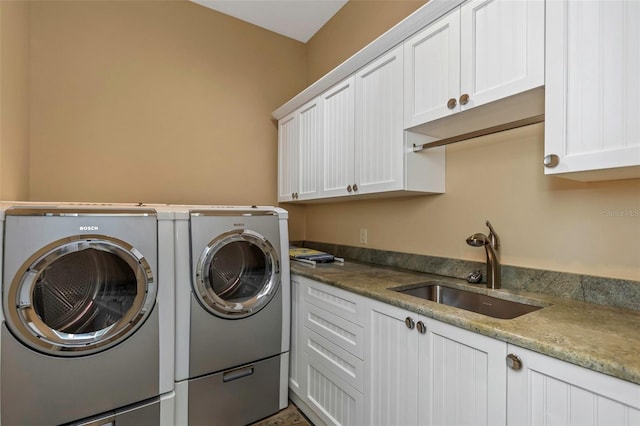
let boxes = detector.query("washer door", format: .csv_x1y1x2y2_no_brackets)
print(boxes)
6,236,156,356
195,229,280,319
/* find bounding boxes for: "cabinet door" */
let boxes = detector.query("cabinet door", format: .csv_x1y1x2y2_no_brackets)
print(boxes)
354,45,405,195
289,275,303,396
404,8,461,128
277,112,298,202
321,77,356,199
544,0,640,180
421,318,507,426
297,99,323,200
277,99,322,202
365,300,420,426
459,0,544,111
507,345,640,425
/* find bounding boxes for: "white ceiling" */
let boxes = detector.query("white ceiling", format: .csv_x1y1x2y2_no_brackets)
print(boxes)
191,0,348,43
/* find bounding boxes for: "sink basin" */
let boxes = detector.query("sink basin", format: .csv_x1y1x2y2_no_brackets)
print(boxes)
390,281,543,319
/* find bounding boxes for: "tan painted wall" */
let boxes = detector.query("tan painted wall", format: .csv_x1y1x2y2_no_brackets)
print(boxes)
306,0,426,84
0,0,30,200
293,2,640,281
28,0,306,205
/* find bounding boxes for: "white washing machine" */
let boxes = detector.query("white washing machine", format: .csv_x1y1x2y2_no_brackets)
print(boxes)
0,204,175,425
172,205,290,426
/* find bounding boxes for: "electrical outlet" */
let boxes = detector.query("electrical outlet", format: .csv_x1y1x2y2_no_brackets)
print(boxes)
359,228,368,244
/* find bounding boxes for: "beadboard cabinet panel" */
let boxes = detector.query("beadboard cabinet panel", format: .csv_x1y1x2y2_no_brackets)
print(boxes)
277,114,297,202
507,345,640,426
544,0,640,180
459,0,544,111
277,99,322,202
321,77,356,199
404,8,460,128
353,46,405,195
405,0,544,134
366,301,420,426
422,319,507,426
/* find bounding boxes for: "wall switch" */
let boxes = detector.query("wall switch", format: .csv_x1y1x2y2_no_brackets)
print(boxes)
359,228,368,244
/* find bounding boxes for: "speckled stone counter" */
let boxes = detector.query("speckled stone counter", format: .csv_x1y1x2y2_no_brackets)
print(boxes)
291,260,640,386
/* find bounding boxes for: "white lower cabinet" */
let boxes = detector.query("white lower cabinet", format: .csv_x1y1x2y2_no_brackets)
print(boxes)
290,275,367,425
506,345,640,426
365,299,507,426
290,278,640,426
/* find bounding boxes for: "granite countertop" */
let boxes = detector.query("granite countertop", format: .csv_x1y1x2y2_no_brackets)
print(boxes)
291,260,640,386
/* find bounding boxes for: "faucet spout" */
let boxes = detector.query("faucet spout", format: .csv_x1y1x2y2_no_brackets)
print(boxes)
466,221,501,289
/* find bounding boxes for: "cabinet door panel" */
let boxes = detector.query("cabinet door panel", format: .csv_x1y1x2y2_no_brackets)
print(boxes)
404,8,461,127
355,46,404,194
304,352,363,426
298,100,322,200
422,319,507,426
366,301,419,426
321,77,355,198
460,0,544,110
289,276,303,395
545,0,640,179
277,113,297,202
507,345,640,426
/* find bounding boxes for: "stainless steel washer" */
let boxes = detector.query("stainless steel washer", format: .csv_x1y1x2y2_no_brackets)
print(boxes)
173,206,290,426
0,205,174,425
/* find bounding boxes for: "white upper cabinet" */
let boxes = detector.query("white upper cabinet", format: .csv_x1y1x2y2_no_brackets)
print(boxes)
544,0,640,181
404,0,544,135
320,76,355,199
277,98,322,202
404,8,461,128
353,46,405,196
321,46,406,199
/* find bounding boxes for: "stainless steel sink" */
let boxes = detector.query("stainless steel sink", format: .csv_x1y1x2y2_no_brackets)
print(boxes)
390,281,543,319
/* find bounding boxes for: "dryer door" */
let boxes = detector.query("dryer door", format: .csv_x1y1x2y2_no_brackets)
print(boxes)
195,229,280,319
5,236,156,356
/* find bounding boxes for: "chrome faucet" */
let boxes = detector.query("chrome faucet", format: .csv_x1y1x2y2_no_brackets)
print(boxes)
466,221,500,289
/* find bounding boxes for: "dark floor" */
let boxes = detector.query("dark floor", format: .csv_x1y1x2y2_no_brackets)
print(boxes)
250,402,312,426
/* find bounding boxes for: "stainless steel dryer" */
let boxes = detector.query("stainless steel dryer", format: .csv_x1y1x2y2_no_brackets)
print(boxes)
0,205,173,426
173,206,290,426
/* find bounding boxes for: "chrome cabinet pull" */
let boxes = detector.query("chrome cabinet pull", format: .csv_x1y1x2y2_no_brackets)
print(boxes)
416,321,426,334
447,98,457,109
405,317,415,329
543,154,560,168
506,353,523,371
459,93,470,105
352,183,358,192
347,185,352,193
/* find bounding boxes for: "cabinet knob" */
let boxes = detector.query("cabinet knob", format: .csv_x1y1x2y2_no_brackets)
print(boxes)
346,185,352,193
416,321,426,334
447,98,457,109
352,183,358,192
459,93,470,105
544,154,560,168
506,353,523,371
405,317,415,329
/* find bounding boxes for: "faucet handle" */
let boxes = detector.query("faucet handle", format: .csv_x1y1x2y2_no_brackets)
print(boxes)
485,220,500,249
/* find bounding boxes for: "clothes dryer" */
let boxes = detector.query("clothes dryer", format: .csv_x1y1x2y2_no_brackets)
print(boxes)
0,205,174,426
173,206,290,426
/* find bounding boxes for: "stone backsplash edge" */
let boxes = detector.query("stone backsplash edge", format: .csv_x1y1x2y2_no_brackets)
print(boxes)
294,241,640,312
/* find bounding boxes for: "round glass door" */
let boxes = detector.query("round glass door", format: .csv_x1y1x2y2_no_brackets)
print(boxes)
6,236,156,356
195,229,280,319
